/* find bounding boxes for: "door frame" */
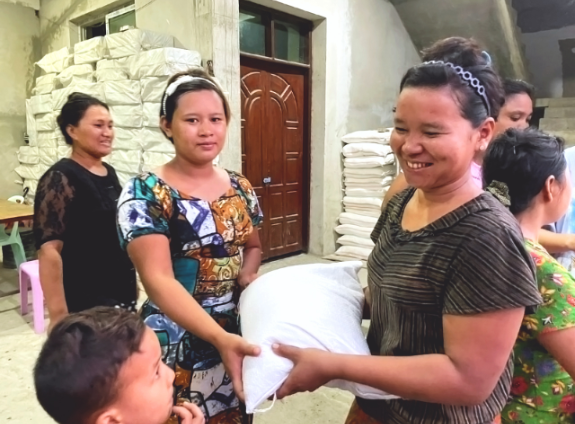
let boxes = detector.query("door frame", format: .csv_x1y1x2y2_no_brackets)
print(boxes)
240,53,312,255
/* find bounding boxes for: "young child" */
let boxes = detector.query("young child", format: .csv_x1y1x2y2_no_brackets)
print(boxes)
34,307,204,424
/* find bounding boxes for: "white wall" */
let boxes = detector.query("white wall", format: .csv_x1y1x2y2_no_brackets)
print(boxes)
522,25,575,98
0,1,39,199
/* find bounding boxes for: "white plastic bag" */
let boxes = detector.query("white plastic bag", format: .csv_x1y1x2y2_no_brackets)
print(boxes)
141,127,174,152
109,105,143,128
30,94,53,115
129,48,201,79
240,261,396,414
57,64,95,87
102,80,141,105
106,29,174,59
35,113,56,132
143,102,161,127
114,127,142,150
342,129,393,144
141,76,169,102
36,47,71,74
74,36,107,64
18,146,40,165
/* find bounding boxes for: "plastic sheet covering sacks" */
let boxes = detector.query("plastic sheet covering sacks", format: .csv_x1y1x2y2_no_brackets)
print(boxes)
240,261,396,414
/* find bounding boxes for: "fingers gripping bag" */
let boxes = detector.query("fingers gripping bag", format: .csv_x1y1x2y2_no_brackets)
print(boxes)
239,261,397,413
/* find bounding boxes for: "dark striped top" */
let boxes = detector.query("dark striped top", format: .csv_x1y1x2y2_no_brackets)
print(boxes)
356,188,541,424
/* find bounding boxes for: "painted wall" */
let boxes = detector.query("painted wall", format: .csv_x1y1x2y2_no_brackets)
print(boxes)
521,25,575,98
0,1,39,199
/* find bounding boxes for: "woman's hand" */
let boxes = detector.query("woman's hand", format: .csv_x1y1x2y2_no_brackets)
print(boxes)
238,272,259,288
173,402,205,424
215,333,261,401
272,344,335,399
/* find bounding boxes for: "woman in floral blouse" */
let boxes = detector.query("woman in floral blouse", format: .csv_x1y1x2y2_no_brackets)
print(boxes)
484,128,575,424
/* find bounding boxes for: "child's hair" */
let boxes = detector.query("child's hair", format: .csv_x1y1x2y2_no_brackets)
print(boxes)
400,37,504,128
34,307,146,424
159,67,231,141
57,93,109,145
483,128,567,215
503,78,535,103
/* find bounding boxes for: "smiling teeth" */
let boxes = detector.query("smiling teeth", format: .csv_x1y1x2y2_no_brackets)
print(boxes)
407,162,429,169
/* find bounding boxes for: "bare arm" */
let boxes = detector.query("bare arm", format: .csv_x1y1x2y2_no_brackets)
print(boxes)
539,327,575,379
538,229,575,254
275,307,525,405
38,240,68,331
238,229,262,288
127,234,259,399
382,173,409,211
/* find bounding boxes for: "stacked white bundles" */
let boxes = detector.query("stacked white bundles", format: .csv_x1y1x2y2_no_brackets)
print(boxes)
56,64,96,87
74,36,107,65
35,47,73,74
33,74,59,95
335,129,398,261
105,29,174,59
129,48,201,79
95,58,130,82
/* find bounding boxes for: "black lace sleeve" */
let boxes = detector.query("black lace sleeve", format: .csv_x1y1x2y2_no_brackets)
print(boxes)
33,170,75,249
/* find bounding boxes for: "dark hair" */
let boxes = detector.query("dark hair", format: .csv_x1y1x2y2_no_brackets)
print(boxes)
160,68,231,142
57,92,109,145
400,37,504,127
503,78,535,103
34,307,146,424
483,128,567,215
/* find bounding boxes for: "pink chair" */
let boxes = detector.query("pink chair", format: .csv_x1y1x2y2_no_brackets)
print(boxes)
19,260,45,333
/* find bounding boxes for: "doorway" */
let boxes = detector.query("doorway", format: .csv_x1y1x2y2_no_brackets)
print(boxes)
559,38,575,97
239,3,311,261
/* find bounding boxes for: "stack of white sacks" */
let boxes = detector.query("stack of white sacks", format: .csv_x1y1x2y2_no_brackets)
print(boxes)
16,29,203,200
334,129,398,261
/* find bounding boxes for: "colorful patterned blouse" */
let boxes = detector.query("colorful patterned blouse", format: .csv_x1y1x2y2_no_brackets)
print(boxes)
117,170,262,424
502,239,575,424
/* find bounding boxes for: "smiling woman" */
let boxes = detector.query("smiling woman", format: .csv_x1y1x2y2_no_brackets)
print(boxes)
270,37,542,424
33,93,138,332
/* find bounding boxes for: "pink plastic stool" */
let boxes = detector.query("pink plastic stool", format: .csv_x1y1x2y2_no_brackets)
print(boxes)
19,260,45,333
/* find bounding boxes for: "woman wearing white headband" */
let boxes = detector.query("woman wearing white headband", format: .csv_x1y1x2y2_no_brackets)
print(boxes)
117,68,262,424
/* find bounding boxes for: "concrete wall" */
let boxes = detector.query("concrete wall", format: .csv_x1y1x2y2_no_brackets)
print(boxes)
522,25,575,98
0,1,39,199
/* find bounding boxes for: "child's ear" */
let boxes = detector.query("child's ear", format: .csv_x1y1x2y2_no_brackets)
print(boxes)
95,409,121,424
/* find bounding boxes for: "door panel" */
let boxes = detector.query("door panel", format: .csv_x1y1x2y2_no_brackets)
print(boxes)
240,58,307,260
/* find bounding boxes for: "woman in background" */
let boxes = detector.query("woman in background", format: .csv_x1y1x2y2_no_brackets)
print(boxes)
34,93,137,332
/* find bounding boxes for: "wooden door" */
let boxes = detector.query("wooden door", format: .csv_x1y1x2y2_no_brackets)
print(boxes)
240,57,308,260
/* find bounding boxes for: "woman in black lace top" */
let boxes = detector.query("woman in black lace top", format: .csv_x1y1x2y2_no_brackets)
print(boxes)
33,93,137,331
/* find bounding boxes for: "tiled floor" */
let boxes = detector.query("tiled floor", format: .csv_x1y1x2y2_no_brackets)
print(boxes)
0,254,365,423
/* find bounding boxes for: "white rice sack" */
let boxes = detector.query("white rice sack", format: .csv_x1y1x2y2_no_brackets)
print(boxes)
57,64,95,87
141,76,169,103
343,165,397,178
108,148,142,173
116,171,137,187
343,197,383,210
345,188,388,198
343,143,393,158
36,47,71,74
30,94,53,115
102,80,141,105
74,36,107,65
344,176,393,186
142,151,175,172
344,207,381,219
37,131,65,148
52,83,106,110
57,145,72,159
335,224,372,238
15,164,48,180
109,105,143,128
39,147,58,166
23,179,39,197
143,103,161,127
95,68,128,82
141,127,174,153
339,212,378,229
337,235,375,249
335,246,373,261
34,74,59,94
35,73,58,87
35,113,56,132
240,261,396,414
106,29,174,59
96,57,131,71
342,129,392,144
18,146,39,165
344,156,395,169
129,48,201,79
114,127,142,150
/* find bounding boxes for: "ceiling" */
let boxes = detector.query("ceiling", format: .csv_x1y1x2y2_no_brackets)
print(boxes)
512,0,575,33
